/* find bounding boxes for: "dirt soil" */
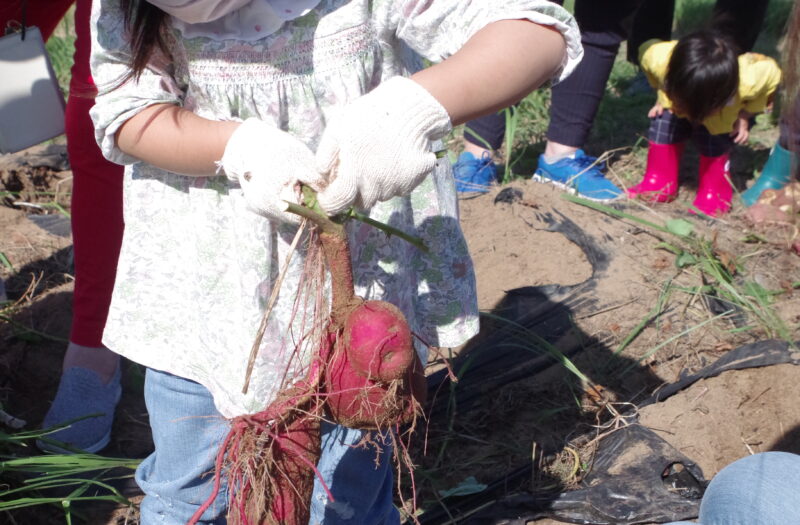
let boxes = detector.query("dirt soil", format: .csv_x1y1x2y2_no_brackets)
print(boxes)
1,144,799,525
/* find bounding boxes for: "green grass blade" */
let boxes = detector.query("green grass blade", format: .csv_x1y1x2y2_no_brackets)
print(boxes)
0,315,69,343
619,312,727,376
612,279,672,359
0,494,131,512
480,312,589,383
51,202,71,218
0,252,12,271
561,194,673,234
1,454,141,475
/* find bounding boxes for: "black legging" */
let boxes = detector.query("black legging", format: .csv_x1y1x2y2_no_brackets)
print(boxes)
463,0,768,151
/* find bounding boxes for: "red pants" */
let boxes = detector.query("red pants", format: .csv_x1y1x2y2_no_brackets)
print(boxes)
66,93,124,347
67,0,125,346
2,0,124,346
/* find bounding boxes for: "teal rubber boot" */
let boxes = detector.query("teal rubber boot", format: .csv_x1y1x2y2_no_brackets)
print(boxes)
741,143,795,207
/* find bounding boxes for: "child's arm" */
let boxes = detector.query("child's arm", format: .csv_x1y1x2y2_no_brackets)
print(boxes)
89,0,323,223
115,109,324,222
315,18,570,214
731,57,780,146
638,39,668,92
115,104,238,176
114,22,563,174
740,55,781,116
118,23,563,174
648,102,665,119
731,109,752,145
411,20,565,125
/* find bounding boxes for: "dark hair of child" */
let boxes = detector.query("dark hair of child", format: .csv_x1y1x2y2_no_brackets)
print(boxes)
664,30,739,123
120,0,169,79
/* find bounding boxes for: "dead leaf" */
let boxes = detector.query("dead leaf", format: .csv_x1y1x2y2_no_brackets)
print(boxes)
714,342,734,353
715,250,737,275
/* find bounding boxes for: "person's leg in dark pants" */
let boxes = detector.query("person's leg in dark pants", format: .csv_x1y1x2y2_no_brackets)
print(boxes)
711,0,770,53
453,1,571,194
546,0,641,151
535,0,643,201
463,111,507,153
627,0,675,65
452,110,507,193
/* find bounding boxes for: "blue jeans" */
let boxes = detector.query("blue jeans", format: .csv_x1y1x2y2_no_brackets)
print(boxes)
667,452,800,525
137,368,399,524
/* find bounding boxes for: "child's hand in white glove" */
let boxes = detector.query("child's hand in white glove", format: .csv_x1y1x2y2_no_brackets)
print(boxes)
315,77,452,215
219,119,324,223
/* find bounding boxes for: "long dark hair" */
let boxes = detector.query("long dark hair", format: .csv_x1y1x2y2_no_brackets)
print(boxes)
664,30,739,123
119,0,170,79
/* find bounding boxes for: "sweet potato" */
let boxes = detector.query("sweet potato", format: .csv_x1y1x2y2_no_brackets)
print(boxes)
343,300,414,382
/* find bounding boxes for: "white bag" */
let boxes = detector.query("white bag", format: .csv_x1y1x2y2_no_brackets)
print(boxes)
0,26,66,154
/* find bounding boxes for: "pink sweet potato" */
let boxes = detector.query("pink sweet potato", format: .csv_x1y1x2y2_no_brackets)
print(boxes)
192,198,429,525
343,300,414,382
324,336,416,429
316,227,423,430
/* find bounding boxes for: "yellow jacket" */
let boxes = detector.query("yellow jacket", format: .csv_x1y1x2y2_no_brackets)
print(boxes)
639,39,782,135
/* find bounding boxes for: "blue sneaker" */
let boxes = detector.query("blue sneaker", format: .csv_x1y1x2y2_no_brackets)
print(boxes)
533,149,622,202
37,366,122,454
453,151,498,194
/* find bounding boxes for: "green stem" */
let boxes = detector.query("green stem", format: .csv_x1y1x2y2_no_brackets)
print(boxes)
285,186,428,252
345,209,428,252
562,194,672,234
0,315,68,343
283,201,343,237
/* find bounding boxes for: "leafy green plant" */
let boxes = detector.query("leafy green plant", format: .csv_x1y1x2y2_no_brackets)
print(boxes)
564,194,796,344
1,425,139,523
45,9,76,97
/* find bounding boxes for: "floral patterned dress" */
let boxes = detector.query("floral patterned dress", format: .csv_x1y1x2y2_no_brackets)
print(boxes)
89,0,581,418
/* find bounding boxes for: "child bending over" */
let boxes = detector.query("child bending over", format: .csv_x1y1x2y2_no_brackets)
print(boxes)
89,0,581,522
628,30,781,216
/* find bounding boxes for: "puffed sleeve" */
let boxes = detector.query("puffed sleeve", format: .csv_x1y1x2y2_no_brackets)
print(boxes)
638,39,676,110
740,53,782,115
638,39,668,89
89,0,185,165
377,0,582,85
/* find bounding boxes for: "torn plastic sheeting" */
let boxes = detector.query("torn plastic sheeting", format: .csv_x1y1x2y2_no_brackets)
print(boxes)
641,339,800,406
415,424,705,525
415,341,799,525
26,213,72,238
538,209,612,278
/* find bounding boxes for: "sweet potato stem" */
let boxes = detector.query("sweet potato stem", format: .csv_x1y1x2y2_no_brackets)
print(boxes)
344,209,428,252
283,201,358,318
284,188,428,321
287,187,428,251
318,231,360,323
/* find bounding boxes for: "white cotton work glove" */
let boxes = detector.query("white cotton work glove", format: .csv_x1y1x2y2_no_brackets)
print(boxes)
315,76,452,215
219,119,325,223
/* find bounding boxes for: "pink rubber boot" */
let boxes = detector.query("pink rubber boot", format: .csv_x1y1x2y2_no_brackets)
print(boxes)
691,153,732,216
627,142,685,202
